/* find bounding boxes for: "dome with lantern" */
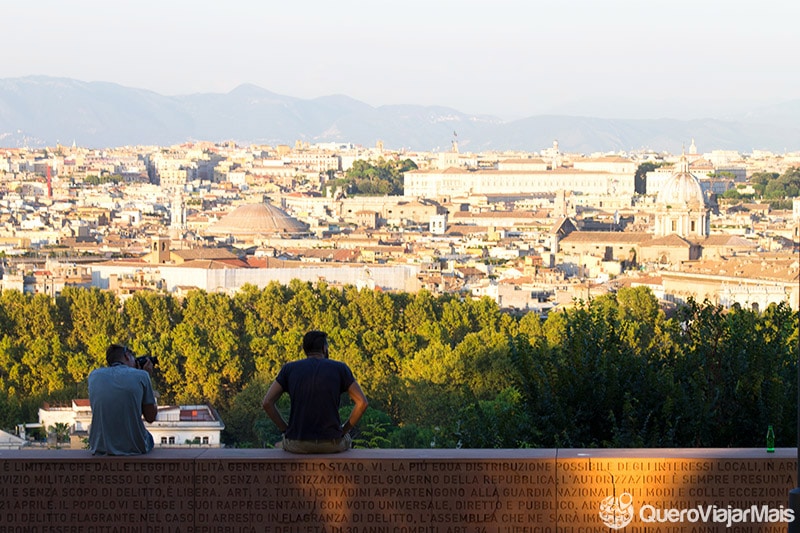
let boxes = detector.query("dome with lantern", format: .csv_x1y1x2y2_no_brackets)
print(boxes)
653,151,710,239
656,153,706,208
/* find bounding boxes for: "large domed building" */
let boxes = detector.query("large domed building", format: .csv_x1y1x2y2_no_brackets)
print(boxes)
205,201,309,242
653,153,710,239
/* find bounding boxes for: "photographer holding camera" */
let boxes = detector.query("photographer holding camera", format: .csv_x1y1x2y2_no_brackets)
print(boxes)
88,344,158,455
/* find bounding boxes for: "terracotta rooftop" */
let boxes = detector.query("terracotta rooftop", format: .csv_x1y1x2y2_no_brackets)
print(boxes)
641,234,692,247
559,232,653,244
445,224,489,236
694,235,758,248
176,259,250,269
452,211,541,220
500,158,547,164
677,254,799,282
622,275,664,286
172,248,240,261
245,257,313,269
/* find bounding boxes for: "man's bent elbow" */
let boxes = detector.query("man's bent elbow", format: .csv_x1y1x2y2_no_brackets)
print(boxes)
354,396,369,417
262,398,274,414
142,404,157,423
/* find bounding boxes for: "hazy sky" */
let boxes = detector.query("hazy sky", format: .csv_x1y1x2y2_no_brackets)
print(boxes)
5,0,798,120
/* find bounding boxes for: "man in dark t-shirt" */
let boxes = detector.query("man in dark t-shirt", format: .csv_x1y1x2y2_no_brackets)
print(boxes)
262,330,369,453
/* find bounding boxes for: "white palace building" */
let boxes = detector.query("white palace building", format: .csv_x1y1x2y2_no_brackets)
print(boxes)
403,156,636,201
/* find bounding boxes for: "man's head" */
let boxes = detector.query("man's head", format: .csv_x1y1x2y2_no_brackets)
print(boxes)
106,344,135,367
302,330,329,358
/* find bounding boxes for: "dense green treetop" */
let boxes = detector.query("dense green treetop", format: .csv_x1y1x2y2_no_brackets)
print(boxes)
750,168,800,199
634,161,663,195
0,284,795,449
83,174,123,186
327,158,418,196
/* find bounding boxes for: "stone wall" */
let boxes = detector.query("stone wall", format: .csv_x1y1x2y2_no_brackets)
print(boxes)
0,448,795,532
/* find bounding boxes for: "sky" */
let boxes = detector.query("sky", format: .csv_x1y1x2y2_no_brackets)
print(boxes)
4,0,799,120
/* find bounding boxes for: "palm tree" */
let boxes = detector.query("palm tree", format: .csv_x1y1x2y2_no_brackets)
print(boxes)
50,422,71,446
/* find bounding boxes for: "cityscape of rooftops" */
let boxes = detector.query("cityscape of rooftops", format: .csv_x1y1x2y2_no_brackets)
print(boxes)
0,137,796,312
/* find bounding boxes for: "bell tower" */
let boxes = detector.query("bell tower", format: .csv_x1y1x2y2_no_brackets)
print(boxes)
150,236,171,264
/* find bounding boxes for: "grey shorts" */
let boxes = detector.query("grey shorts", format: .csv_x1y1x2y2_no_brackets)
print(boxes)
282,433,352,454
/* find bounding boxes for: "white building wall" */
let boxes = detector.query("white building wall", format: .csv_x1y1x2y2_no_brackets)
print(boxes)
194,265,420,293
38,408,81,429
37,404,224,447
404,170,635,199
718,284,796,312
92,264,421,294
0,429,25,449
572,159,636,174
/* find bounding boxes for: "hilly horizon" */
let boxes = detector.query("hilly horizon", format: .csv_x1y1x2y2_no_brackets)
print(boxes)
1,76,799,154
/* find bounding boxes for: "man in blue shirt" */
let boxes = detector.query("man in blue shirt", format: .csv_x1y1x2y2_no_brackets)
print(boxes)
262,330,368,453
88,344,157,455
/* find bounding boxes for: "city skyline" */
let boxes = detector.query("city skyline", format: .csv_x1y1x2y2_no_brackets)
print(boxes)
5,0,799,121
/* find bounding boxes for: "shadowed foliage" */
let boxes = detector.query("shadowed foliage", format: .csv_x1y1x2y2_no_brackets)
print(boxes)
0,284,795,449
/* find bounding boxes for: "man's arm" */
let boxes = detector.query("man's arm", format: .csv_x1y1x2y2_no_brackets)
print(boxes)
341,381,368,434
142,403,157,423
141,363,158,423
262,381,288,433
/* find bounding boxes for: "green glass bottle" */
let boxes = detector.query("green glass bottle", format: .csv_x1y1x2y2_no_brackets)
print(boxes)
766,425,775,453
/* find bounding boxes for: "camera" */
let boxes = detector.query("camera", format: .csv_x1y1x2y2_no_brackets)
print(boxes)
135,355,158,369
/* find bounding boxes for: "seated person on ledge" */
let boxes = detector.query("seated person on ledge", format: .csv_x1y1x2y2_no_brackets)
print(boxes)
88,344,157,455
262,330,368,453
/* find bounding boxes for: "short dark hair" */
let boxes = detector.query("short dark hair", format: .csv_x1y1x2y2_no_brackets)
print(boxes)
106,344,131,365
302,331,328,355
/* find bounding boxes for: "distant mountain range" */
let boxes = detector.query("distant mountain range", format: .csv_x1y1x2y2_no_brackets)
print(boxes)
1,76,799,153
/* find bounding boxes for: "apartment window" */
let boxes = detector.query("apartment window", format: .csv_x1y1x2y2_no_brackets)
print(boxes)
202,436,209,444
168,436,175,444
161,437,167,444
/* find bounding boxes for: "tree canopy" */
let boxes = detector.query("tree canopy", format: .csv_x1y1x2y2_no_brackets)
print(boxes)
634,161,663,195
83,174,123,186
327,158,418,196
744,168,800,208
0,284,796,450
